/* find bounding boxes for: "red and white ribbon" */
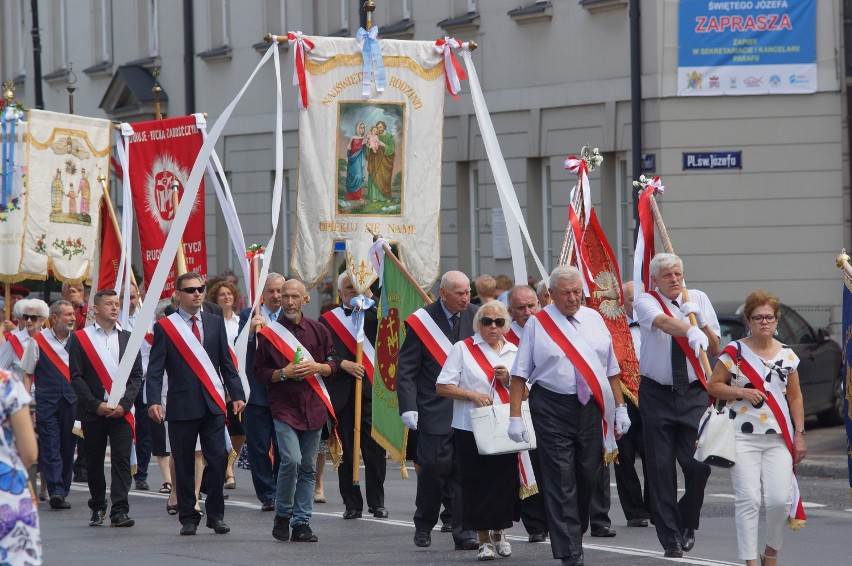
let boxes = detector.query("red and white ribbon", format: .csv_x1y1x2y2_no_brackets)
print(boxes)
287,32,315,109
632,177,664,291
563,156,595,296
434,38,467,100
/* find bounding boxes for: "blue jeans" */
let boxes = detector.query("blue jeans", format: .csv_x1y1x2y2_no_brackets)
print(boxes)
273,420,320,525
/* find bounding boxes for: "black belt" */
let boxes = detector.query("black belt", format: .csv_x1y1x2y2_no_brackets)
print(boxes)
640,375,704,392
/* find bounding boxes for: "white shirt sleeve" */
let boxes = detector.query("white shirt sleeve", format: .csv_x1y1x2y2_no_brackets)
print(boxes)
19,340,39,375
436,342,464,387
510,317,537,380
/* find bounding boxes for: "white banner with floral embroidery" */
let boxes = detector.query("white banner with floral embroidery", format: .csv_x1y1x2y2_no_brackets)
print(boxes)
18,110,109,283
291,36,447,290
0,104,28,283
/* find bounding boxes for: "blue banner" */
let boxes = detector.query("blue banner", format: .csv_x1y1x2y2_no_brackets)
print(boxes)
678,0,817,96
843,280,852,493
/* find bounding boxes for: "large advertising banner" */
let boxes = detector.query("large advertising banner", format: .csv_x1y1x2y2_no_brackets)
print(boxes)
678,0,817,96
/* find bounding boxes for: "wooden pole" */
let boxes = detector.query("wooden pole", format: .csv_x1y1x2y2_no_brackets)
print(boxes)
172,181,188,276
97,171,138,290
647,193,713,378
4,286,10,322
381,244,432,304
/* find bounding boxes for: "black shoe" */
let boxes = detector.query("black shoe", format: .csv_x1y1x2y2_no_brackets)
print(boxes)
110,513,135,527
682,528,695,552
49,495,70,510
272,515,290,541
73,470,88,483
561,554,584,566
342,508,362,519
261,499,275,512
627,518,649,527
664,542,684,558
440,522,452,533
290,523,318,542
369,506,388,518
206,519,230,534
528,532,547,543
88,507,106,526
454,538,479,550
134,479,149,491
180,523,198,536
414,530,431,547
590,525,617,537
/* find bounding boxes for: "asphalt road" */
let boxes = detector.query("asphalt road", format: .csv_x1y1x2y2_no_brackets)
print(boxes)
40,424,851,565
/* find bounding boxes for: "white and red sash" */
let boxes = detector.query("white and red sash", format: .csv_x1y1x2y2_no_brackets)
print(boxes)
74,327,136,435
504,322,522,347
406,308,453,366
33,329,70,382
6,329,26,360
257,320,337,421
462,337,538,497
648,290,707,388
321,307,375,383
534,306,617,458
158,313,227,414
723,341,806,528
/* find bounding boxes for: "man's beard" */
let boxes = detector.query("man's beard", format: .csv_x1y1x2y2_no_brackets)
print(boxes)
283,310,301,322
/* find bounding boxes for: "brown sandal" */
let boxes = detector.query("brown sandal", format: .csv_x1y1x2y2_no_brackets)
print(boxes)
159,482,172,494
166,502,178,515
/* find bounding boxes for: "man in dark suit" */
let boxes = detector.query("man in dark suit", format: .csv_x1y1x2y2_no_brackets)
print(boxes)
69,289,144,527
238,273,284,511
320,273,387,520
397,270,479,551
164,298,223,317
147,272,246,536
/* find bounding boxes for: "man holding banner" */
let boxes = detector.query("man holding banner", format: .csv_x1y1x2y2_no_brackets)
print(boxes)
68,289,143,527
253,279,337,544
146,272,246,536
320,273,387,520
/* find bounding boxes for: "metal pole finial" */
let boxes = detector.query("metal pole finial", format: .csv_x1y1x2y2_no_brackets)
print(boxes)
2,80,14,102
152,67,163,119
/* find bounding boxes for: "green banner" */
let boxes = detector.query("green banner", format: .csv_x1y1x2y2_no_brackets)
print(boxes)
371,256,426,475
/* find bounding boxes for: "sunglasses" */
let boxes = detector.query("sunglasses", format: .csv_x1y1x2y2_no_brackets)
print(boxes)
21,314,43,322
749,315,777,323
179,285,206,295
481,317,506,328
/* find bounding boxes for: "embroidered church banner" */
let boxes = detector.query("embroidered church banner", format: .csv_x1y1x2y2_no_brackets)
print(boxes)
292,37,446,290
128,116,208,299
0,105,27,282
18,110,109,283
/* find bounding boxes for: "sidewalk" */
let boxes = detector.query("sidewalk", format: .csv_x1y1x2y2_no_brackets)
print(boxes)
796,422,849,479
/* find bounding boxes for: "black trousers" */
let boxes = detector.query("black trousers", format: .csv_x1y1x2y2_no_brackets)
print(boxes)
639,377,711,548
336,399,386,512
82,416,133,517
519,448,548,536
133,389,152,480
414,430,475,543
169,412,228,526
613,400,651,521
585,461,612,532
529,385,602,560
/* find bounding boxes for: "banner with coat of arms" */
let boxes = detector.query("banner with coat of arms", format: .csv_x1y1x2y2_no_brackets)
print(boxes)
0,100,27,282
17,110,109,283
128,115,207,299
291,35,447,290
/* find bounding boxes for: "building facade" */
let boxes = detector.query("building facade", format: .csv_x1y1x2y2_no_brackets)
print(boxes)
1,0,848,330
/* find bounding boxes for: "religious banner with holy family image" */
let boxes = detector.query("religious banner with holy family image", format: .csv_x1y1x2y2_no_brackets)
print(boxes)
292,36,447,290
17,110,110,283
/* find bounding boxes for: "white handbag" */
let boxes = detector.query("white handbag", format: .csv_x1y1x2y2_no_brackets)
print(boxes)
469,378,536,455
693,342,739,468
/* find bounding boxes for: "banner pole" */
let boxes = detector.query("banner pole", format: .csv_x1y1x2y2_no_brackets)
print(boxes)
381,244,432,304
97,170,138,289
172,181,188,276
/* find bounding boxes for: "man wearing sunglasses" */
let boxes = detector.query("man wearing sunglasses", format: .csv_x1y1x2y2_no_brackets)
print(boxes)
146,272,246,536
21,299,77,510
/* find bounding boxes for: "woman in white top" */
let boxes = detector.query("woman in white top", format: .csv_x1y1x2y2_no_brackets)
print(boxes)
708,290,806,566
437,300,519,561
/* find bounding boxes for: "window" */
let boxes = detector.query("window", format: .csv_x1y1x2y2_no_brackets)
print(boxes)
470,167,480,277
541,163,553,271
778,306,816,346
323,0,348,36
525,158,553,272
51,0,68,72
5,0,27,79
376,0,414,38
210,0,231,48
264,0,287,35
137,0,158,57
615,157,633,275
84,0,113,74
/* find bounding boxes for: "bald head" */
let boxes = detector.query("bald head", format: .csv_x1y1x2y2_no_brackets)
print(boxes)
439,270,471,314
623,281,643,319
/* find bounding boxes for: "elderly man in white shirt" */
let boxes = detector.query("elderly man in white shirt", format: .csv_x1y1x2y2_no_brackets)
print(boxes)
632,253,720,559
507,266,629,566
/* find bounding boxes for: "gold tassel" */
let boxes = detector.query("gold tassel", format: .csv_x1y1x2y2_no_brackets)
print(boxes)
72,425,84,439
226,448,238,470
603,448,619,466
786,517,806,531
328,431,343,472
519,482,539,500
400,462,409,479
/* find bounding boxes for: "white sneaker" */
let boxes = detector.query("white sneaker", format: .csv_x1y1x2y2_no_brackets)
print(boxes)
477,542,496,561
491,531,512,557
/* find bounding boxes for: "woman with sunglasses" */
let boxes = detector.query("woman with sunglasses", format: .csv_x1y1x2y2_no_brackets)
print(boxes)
436,300,519,561
0,299,48,382
707,290,806,566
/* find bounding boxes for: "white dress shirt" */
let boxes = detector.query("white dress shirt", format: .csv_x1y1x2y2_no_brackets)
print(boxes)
436,333,517,431
511,305,619,395
627,315,641,360
633,289,720,385
20,328,69,375
0,329,31,379
93,322,121,401
177,307,204,342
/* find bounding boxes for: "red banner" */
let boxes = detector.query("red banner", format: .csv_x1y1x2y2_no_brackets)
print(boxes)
128,116,207,299
97,196,122,292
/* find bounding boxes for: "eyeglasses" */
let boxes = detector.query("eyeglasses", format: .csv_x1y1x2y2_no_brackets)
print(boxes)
481,317,506,328
21,314,42,322
179,285,206,295
749,315,777,323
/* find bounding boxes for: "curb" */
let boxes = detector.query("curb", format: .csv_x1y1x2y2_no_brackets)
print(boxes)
796,457,848,479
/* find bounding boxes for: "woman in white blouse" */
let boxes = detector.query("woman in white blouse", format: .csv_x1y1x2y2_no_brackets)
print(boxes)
437,300,519,561
708,290,806,566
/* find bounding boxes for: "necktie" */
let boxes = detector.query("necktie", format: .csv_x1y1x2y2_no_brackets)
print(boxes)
567,316,591,405
629,321,639,328
269,310,278,322
670,301,690,394
191,315,201,343
451,313,460,342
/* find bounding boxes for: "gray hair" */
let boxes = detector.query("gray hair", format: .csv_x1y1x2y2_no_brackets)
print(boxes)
49,300,73,318
12,299,29,320
266,272,285,286
154,298,172,320
24,299,49,319
535,280,549,295
507,285,537,305
548,265,582,289
440,270,469,290
649,253,683,279
337,271,351,291
473,300,511,334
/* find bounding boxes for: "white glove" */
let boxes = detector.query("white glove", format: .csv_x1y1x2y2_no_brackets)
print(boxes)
680,301,707,328
686,326,709,358
615,405,631,436
401,410,419,430
507,416,529,443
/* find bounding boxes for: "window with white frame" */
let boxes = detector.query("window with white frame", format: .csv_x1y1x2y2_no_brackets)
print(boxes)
137,0,158,57
263,0,287,35
467,0,477,13
469,167,480,277
209,0,231,48
383,0,411,23
541,163,553,271
92,0,112,64
615,157,634,275
50,0,68,71
10,0,27,78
